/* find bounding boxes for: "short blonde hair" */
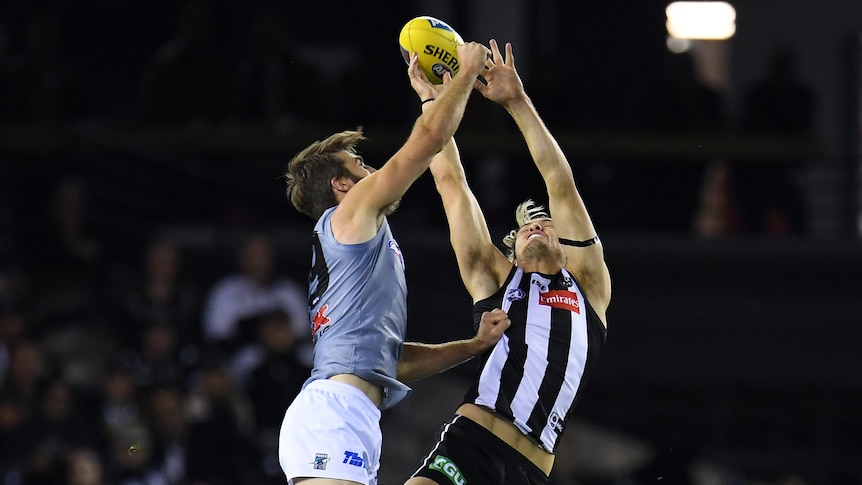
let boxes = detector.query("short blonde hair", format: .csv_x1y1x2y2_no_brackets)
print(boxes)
502,199,550,262
284,129,366,219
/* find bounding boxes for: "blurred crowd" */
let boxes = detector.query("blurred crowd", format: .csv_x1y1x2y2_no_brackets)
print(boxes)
0,218,313,484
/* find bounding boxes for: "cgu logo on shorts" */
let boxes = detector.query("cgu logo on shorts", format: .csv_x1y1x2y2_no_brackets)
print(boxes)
539,290,580,314
430,455,466,485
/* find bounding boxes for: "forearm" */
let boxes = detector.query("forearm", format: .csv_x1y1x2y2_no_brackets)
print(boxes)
415,73,477,148
506,97,574,185
397,339,485,382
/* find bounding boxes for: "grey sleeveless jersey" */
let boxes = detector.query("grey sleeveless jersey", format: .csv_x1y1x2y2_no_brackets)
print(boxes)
304,207,411,410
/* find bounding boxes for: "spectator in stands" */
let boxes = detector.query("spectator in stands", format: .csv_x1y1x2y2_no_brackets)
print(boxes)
64,447,110,485
124,321,196,393
184,362,259,484
2,338,51,419
734,42,815,235
202,232,310,385
106,422,166,485
245,310,310,483
637,50,728,234
95,366,143,447
15,377,103,485
114,238,201,358
146,385,191,484
0,391,27,473
28,175,106,341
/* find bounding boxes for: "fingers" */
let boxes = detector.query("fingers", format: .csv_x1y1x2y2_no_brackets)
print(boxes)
483,308,511,327
458,41,491,74
486,39,514,67
489,39,502,64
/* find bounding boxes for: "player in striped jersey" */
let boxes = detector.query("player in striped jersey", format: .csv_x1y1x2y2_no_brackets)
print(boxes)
406,39,611,485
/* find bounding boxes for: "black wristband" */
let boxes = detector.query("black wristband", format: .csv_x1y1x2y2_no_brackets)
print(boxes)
421,98,435,105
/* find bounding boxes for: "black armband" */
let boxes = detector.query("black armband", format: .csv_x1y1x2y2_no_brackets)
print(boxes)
560,236,600,247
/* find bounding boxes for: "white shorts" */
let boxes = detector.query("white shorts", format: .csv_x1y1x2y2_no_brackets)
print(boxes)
279,379,382,485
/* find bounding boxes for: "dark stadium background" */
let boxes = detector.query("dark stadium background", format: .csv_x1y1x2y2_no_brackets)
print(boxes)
1,0,861,484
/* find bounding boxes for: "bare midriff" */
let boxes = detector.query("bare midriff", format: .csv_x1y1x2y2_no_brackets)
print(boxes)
328,374,383,409
455,403,554,476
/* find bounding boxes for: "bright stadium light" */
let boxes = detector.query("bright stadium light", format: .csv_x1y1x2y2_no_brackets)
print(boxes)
666,1,737,40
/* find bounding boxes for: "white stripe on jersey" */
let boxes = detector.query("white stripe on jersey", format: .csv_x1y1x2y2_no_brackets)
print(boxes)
539,279,589,449
474,274,521,410
510,274,552,436
475,335,509,409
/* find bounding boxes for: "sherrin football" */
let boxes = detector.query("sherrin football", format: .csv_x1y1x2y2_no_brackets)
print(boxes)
399,16,464,84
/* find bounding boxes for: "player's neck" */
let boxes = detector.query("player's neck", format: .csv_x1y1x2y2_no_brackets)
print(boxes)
516,259,563,275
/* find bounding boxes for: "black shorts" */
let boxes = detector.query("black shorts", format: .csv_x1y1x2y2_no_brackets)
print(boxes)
410,414,549,485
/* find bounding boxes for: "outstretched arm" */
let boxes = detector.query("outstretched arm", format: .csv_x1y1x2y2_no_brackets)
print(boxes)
476,40,611,319
428,139,513,301
406,57,512,302
333,43,490,243
396,309,510,382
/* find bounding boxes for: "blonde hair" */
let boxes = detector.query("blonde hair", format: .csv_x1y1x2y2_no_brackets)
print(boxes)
502,199,550,262
284,129,366,219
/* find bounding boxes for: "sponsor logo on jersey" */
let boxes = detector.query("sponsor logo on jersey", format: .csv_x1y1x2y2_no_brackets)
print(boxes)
430,455,466,485
506,288,526,302
343,451,365,468
312,453,330,470
388,240,405,267
531,279,548,291
539,290,580,314
559,275,574,287
311,304,331,341
549,411,565,433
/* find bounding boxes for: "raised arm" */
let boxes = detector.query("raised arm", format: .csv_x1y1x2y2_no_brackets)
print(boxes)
428,139,512,301
476,40,611,317
332,42,490,243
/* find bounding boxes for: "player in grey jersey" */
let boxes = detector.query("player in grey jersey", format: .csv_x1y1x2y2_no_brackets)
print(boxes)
406,39,611,485
278,42,512,485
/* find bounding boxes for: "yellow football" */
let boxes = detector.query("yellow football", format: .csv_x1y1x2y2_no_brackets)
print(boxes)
399,16,464,84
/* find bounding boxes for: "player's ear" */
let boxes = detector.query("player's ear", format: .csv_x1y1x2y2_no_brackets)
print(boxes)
331,176,350,193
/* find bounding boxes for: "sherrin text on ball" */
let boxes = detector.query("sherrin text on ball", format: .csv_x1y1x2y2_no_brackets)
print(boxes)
398,16,464,84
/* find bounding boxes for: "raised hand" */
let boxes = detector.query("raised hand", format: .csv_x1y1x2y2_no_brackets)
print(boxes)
457,41,493,80
475,39,526,107
407,52,448,102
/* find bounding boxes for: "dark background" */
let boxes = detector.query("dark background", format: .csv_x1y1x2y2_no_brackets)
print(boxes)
1,0,861,484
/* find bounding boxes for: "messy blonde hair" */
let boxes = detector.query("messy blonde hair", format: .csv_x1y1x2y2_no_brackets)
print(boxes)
284,129,366,219
502,199,550,262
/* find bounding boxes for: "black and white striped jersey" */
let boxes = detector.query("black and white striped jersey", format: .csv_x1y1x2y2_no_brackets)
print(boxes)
464,266,607,453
